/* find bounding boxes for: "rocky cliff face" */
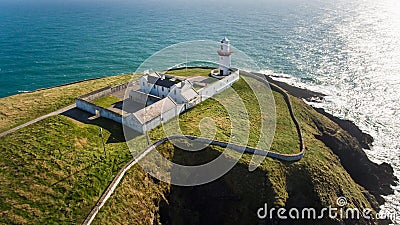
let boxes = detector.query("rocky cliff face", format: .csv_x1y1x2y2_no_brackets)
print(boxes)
312,115,398,205
314,107,374,150
267,76,398,206
93,75,399,225
156,99,398,225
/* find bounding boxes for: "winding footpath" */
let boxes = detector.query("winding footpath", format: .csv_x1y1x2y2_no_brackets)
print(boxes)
0,104,76,138
82,72,305,225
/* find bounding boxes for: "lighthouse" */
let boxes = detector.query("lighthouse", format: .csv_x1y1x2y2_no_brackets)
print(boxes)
217,37,232,76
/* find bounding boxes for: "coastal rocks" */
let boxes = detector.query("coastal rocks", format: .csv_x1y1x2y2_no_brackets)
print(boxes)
314,107,374,150
265,74,374,149
266,74,397,207
312,117,398,205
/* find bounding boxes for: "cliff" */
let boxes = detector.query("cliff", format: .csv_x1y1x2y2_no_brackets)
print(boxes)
0,70,397,225
93,72,398,225
266,76,398,205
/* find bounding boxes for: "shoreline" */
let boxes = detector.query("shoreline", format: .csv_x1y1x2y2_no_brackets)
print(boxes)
263,73,398,207
262,74,374,150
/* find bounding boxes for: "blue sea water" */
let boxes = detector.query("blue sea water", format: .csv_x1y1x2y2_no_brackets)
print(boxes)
0,0,399,219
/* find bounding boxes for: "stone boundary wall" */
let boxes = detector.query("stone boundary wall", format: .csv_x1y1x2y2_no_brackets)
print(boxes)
79,86,111,101
75,99,122,124
75,82,129,123
79,82,129,101
111,83,129,94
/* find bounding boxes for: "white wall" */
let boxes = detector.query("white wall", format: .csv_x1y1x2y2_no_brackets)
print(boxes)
156,85,170,98
169,87,184,104
199,70,239,100
123,114,144,133
76,99,122,124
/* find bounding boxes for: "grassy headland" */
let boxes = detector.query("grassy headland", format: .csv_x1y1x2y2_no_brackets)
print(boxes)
0,74,137,224
92,72,385,225
0,68,394,225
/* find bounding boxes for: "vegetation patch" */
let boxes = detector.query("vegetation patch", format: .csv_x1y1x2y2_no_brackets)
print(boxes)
91,95,121,108
0,115,132,224
165,68,211,77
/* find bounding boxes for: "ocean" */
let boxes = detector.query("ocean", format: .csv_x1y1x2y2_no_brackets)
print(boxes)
0,0,399,218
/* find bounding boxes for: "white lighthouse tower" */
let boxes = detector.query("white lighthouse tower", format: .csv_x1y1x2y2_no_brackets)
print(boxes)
217,37,232,76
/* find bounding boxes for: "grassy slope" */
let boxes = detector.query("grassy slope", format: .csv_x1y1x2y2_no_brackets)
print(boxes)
0,116,132,224
0,69,380,224
148,77,299,154
0,74,137,224
0,74,133,133
93,76,379,224
92,76,300,224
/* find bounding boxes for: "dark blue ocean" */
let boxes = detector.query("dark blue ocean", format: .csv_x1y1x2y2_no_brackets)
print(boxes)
0,0,332,97
0,0,399,217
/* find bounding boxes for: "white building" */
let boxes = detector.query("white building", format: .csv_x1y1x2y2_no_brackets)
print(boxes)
137,71,199,105
76,38,240,134
124,96,180,134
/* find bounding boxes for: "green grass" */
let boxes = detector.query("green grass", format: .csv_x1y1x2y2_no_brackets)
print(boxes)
91,95,121,108
0,74,137,133
0,115,132,224
148,77,299,154
0,70,380,224
164,68,211,77
0,73,139,224
93,76,380,225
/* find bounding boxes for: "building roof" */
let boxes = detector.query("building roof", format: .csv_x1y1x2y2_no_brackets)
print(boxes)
181,88,199,102
146,74,177,88
132,96,177,124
